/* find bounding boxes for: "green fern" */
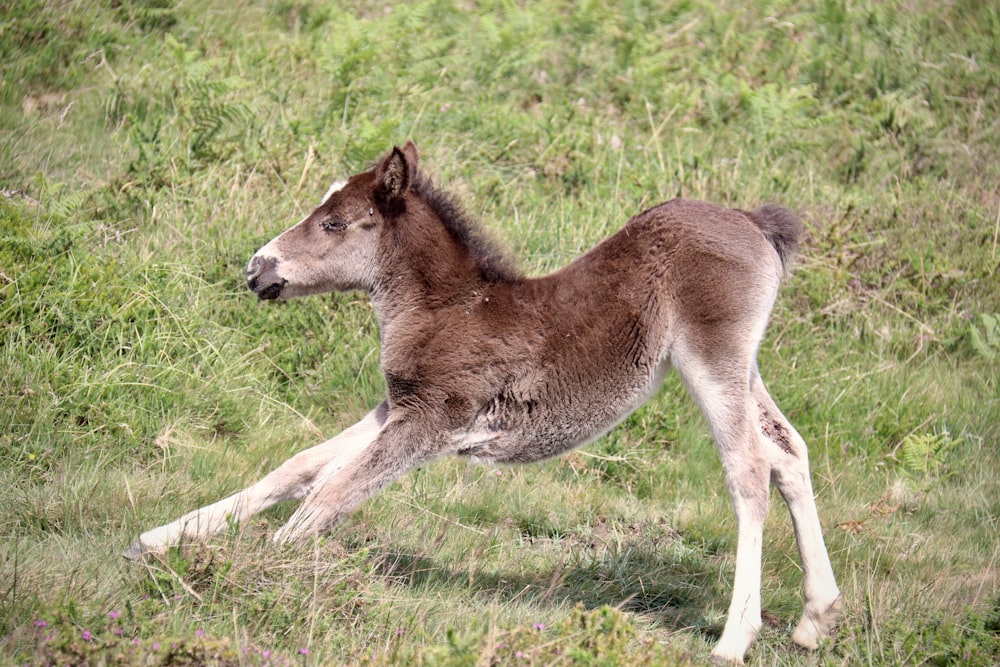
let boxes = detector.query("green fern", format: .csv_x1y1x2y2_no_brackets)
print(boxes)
969,313,1000,361
50,188,101,220
181,66,257,158
896,432,954,479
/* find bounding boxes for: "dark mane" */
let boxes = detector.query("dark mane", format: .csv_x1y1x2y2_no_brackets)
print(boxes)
412,176,523,284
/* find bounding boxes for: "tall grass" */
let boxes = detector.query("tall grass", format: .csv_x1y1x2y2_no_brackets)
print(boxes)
2,0,999,664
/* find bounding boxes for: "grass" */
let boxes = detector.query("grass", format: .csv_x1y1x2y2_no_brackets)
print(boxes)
2,0,999,664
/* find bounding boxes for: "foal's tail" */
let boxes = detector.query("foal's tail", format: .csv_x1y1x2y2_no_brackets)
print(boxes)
746,204,803,273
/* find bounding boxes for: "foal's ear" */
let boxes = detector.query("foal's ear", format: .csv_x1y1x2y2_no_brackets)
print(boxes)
375,141,419,205
399,139,419,168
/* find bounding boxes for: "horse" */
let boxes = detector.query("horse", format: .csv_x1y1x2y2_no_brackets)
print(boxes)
127,141,842,663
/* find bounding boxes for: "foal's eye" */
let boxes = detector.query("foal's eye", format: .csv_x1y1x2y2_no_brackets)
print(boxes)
321,218,349,233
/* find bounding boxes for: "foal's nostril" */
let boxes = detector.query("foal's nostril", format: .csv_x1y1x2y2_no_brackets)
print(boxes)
246,255,264,280
246,255,274,283
245,255,284,299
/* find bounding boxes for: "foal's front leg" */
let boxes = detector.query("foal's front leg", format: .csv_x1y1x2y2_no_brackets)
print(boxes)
274,417,441,543
125,404,387,559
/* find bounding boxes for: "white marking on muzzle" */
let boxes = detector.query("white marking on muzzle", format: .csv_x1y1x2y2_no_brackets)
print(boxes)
248,238,283,274
248,213,308,274
248,178,345,275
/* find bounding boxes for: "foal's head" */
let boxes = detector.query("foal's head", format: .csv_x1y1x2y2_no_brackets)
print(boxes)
246,141,420,300
247,141,520,301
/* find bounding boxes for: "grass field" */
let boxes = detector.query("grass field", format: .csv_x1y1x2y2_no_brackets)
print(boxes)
2,0,999,664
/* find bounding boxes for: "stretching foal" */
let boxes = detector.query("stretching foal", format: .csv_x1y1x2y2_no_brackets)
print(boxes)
129,142,842,663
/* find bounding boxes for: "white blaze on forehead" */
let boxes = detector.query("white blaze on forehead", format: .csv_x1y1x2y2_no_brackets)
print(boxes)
321,180,348,205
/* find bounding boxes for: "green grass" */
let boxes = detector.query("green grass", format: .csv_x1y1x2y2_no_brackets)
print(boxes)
2,0,999,664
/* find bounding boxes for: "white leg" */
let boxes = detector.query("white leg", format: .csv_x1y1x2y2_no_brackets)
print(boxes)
274,417,436,543
675,352,768,664
752,376,843,649
711,436,769,664
125,405,386,558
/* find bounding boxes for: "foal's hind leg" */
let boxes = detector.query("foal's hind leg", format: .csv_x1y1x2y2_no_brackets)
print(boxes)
125,404,386,558
751,373,842,649
674,351,770,663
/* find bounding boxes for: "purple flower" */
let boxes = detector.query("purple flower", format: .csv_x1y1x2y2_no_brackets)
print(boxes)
33,620,47,628
299,647,309,655
82,630,92,641
515,650,523,658
532,623,545,631
152,642,160,651
396,628,405,636
195,629,204,637
262,650,271,658
108,610,120,620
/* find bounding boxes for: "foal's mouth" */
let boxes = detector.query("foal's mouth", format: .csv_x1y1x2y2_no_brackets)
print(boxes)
250,278,286,300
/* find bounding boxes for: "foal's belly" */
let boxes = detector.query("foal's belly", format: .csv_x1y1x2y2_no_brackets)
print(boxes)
454,358,671,465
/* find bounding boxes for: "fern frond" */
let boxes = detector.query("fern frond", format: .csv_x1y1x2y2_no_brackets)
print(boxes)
50,188,102,219
970,313,1000,361
897,432,954,480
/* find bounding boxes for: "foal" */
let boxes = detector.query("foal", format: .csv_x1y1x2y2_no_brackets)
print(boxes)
129,141,842,663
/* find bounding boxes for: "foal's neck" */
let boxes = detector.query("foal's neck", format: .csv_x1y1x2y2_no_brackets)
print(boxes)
369,215,486,327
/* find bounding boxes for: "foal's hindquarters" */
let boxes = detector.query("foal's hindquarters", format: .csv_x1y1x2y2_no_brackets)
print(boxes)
566,201,844,661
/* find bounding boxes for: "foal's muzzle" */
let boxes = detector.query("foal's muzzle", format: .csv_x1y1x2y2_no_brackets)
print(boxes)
246,255,286,300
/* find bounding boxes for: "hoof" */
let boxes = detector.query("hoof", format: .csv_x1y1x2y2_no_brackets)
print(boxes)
710,630,754,664
123,541,148,561
792,594,844,650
